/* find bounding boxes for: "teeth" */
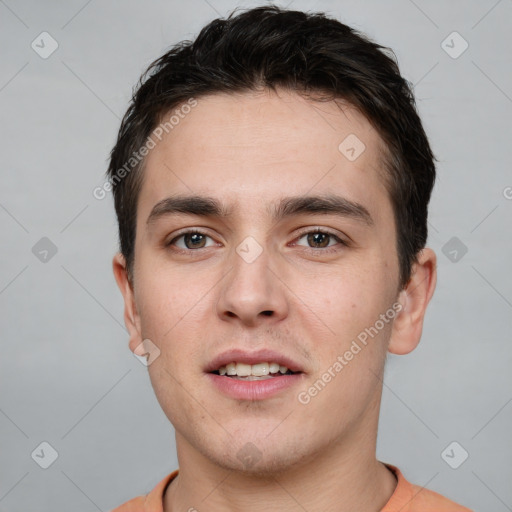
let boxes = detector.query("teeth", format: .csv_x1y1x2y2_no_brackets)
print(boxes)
216,361,293,377
252,363,269,376
269,362,280,373
236,363,252,377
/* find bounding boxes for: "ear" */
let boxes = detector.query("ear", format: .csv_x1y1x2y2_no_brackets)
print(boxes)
388,248,437,355
112,252,143,353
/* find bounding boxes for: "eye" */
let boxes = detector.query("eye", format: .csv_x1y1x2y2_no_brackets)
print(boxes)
168,230,216,250
294,229,346,252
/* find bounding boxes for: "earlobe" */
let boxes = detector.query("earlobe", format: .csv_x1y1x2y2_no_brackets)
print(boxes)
112,253,143,353
388,248,437,355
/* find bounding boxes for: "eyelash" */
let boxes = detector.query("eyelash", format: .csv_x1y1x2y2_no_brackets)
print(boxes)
166,228,347,255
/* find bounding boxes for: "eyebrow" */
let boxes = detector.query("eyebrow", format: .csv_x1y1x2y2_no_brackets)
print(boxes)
146,194,373,226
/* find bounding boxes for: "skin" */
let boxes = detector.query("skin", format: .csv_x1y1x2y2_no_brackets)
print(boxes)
113,88,437,512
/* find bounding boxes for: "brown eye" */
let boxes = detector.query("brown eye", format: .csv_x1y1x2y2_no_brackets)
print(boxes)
168,231,215,250
183,233,207,249
293,229,347,254
307,232,331,248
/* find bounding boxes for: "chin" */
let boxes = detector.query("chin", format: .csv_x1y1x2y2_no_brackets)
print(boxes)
204,434,316,478
214,451,310,478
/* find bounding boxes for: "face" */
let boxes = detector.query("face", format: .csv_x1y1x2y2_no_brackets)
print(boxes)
117,88,414,474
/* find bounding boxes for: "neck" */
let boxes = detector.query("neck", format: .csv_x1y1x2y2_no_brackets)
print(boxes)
164,422,397,512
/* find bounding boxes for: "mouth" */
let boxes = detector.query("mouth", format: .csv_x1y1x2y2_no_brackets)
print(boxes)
205,349,305,400
211,361,299,380
206,348,304,376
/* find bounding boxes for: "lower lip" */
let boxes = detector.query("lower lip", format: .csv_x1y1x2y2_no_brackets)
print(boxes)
207,373,303,400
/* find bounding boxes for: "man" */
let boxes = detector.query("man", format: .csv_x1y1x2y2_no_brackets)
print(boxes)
108,5,472,511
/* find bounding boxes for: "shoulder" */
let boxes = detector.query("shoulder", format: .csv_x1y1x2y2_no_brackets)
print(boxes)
110,470,179,512
407,482,473,511
110,495,146,512
382,464,473,512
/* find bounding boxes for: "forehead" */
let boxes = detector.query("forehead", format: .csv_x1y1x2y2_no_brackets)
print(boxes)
137,88,391,224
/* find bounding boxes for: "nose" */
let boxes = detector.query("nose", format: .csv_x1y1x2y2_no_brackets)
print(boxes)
216,241,289,327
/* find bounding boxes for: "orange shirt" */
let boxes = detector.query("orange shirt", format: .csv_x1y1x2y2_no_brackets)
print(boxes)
110,464,472,511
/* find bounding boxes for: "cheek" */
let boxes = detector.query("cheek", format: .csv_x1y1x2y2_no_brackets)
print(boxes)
135,268,204,361
292,263,396,382
300,263,389,329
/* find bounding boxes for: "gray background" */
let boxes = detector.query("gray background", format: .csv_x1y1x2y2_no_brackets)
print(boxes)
1,0,511,511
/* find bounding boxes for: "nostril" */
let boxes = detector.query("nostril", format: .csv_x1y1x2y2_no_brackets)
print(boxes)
261,310,273,316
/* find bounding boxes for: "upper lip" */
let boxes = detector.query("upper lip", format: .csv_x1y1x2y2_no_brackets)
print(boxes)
205,348,304,374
